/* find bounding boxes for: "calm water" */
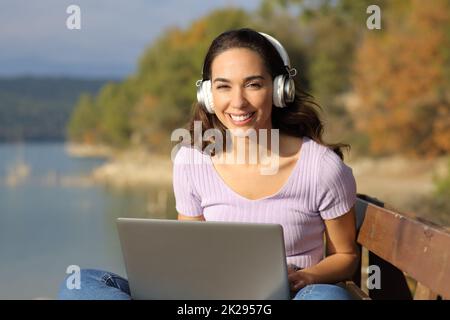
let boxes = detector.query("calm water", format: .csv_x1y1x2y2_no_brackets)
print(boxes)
0,143,175,299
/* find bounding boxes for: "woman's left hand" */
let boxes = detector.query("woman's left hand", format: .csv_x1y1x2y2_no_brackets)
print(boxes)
287,268,315,292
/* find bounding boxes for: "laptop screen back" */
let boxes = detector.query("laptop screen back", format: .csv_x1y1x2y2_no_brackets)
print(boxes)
117,218,290,300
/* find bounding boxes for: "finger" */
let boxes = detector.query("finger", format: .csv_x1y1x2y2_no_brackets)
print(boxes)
288,279,296,292
288,275,295,283
289,283,297,292
293,280,306,291
288,273,299,282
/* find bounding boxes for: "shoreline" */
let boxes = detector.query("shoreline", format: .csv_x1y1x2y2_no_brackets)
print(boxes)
90,148,173,188
65,143,114,158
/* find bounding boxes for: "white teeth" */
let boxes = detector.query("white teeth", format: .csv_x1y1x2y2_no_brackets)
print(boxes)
229,113,253,121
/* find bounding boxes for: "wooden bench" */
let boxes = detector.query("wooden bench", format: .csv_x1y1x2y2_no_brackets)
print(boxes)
344,194,450,300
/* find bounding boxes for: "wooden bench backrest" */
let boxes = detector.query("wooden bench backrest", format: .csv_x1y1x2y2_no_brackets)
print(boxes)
354,194,450,300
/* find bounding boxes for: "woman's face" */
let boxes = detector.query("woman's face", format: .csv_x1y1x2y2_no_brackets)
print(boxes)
210,48,273,132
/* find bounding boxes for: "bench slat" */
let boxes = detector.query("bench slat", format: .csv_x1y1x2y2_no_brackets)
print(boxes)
414,282,438,300
356,197,450,299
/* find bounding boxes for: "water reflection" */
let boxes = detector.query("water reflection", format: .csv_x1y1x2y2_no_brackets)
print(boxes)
0,143,176,299
5,160,31,187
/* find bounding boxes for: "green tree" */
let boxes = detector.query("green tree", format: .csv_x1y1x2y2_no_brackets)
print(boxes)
95,82,134,147
67,94,98,144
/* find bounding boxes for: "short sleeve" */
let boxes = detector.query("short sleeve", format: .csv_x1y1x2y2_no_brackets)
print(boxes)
172,146,203,217
317,148,357,220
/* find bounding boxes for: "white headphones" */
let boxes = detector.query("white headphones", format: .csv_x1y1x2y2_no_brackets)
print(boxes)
196,32,297,114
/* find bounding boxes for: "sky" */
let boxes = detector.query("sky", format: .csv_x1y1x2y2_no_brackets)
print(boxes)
0,0,262,79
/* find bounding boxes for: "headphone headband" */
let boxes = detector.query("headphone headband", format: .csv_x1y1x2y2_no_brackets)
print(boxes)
258,32,291,69
200,31,295,79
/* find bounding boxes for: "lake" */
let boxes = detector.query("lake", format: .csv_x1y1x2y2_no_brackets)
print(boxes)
0,142,176,299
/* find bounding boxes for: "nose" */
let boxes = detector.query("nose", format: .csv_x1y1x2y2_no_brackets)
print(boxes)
230,87,248,109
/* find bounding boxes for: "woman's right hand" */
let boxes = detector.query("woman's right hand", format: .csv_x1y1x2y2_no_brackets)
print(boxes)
287,264,310,292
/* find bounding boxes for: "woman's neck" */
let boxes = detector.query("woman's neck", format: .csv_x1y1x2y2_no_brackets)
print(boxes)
216,128,281,170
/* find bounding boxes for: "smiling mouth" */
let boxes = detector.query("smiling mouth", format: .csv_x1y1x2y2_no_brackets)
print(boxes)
227,112,256,123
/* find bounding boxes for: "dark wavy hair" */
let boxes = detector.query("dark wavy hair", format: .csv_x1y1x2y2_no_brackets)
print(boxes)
186,28,349,160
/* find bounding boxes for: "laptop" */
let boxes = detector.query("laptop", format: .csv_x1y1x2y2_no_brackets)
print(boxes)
116,218,290,300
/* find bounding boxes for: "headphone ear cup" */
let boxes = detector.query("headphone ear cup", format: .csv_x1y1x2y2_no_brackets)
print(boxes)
203,80,215,114
284,77,295,104
273,75,286,108
273,75,295,108
197,80,215,114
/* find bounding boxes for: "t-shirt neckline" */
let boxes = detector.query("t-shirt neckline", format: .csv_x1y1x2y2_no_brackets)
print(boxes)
207,136,309,202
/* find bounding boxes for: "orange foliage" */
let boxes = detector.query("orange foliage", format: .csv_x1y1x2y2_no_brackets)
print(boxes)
352,0,450,157
169,19,207,48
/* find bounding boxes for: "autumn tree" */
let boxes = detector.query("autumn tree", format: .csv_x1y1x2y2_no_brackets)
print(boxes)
352,0,450,157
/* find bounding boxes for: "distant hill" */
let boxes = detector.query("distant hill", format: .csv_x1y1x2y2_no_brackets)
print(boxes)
0,77,112,142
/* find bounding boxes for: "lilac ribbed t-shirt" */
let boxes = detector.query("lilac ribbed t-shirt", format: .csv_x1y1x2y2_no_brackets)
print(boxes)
172,136,357,268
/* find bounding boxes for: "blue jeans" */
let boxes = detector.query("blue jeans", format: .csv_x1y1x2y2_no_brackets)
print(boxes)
292,283,354,300
58,269,132,300
58,269,354,300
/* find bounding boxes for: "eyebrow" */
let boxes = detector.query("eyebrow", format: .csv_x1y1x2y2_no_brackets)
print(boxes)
212,75,265,83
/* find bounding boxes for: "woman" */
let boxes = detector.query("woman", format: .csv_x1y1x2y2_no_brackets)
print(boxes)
58,28,358,300
174,28,358,300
